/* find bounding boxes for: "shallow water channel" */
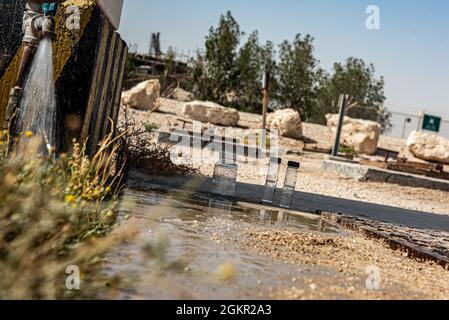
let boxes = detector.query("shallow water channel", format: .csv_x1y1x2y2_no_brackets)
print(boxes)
101,188,346,300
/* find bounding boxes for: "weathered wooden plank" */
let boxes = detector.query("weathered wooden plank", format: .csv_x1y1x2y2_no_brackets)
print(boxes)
81,16,110,144
110,43,128,133
100,35,122,138
90,27,117,152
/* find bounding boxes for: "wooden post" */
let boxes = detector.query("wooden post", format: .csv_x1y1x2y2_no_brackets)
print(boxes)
262,71,270,130
331,94,348,157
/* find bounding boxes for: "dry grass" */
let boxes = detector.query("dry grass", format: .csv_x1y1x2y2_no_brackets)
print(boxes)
0,129,133,299
117,106,199,177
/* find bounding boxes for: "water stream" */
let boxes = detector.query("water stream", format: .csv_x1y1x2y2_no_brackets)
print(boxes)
17,37,57,153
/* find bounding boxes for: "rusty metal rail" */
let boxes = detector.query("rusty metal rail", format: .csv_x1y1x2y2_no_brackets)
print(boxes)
322,212,449,271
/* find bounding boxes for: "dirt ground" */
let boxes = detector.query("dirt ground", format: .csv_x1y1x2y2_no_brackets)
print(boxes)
121,99,449,216
240,226,449,300
118,100,449,300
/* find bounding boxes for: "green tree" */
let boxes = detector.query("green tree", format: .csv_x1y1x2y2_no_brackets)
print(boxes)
318,57,390,131
277,34,325,121
235,32,278,113
196,11,243,106
235,31,262,112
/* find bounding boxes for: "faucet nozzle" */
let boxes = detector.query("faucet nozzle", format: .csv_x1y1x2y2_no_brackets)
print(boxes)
42,3,58,17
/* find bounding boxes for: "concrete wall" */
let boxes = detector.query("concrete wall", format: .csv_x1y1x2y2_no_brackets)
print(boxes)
0,0,128,153
97,0,124,30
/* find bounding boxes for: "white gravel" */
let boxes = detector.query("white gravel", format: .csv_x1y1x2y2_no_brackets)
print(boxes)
121,99,449,216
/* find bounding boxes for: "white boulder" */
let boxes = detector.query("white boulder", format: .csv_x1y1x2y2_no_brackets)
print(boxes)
326,114,380,155
182,101,240,127
171,88,193,102
267,109,303,140
121,79,160,111
407,131,449,164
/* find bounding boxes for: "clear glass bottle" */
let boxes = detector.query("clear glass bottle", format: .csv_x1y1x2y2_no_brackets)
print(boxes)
262,157,282,205
279,161,300,209
212,157,239,197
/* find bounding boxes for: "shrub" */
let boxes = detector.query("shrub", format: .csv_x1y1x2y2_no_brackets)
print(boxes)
0,130,132,299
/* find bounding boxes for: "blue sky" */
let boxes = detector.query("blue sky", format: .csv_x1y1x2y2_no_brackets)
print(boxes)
119,0,449,119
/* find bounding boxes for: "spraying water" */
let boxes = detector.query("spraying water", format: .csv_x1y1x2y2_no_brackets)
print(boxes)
17,37,57,154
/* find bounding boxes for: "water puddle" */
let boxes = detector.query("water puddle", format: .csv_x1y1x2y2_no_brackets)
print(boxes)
101,189,344,300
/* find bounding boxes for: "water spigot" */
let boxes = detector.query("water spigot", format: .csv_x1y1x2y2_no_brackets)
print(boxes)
40,3,58,38
40,15,56,38
42,2,58,17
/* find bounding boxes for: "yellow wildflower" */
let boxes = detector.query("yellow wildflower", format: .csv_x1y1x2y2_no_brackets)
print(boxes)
65,194,76,204
24,131,33,138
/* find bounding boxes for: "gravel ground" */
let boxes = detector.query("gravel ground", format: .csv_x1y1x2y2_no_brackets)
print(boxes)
240,227,449,300
120,99,449,215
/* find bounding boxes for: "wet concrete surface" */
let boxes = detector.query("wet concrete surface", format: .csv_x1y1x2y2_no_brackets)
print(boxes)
101,189,345,300
127,170,449,234
101,187,449,300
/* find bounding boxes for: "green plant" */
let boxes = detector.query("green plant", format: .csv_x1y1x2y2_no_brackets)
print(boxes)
144,123,159,133
187,12,392,132
339,145,358,156
318,57,390,131
0,130,132,299
277,34,325,121
191,11,242,106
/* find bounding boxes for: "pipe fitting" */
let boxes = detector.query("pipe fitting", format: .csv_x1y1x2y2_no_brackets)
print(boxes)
3,87,23,131
36,15,56,39
22,1,57,45
22,11,42,45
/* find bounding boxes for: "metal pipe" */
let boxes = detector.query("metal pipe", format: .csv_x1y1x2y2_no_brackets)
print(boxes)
331,94,349,157
261,71,270,130
2,1,58,131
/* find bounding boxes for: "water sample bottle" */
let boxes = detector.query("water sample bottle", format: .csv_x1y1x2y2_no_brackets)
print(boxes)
262,157,282,205
279,161,300,209
212,158,239,197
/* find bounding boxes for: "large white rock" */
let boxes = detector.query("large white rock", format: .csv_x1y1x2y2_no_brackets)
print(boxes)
326,114,380,155
121,80,160,111
267,109,303,140
182,101,240,126
407,131,449,164
171,88,193,102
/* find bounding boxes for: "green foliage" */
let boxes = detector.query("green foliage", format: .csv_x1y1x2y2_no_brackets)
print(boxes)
0,130,129,299
190,12,390,130
318,57,390,131
144,122,160,133
339,145,358,156
277,34,325,121
236,33,277,113
191,12,277,113
193,11,242,105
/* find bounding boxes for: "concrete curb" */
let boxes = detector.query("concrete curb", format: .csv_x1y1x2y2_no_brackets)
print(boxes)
322,159,449,192
126,169,449,233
